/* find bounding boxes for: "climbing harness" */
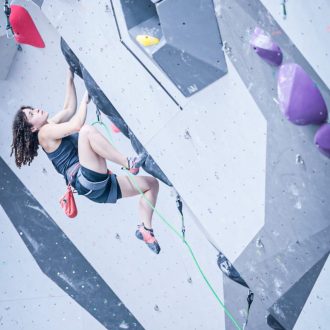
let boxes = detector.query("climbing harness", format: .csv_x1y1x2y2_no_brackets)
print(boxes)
3,0,14,38
76,167,119,203
90,108,244,330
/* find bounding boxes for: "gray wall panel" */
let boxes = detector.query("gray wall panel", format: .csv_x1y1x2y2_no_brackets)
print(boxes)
217,0,330,328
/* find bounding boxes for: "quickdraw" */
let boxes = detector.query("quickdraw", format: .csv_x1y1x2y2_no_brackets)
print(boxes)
281,0,287,19
175,194,185,241
3,0,14,38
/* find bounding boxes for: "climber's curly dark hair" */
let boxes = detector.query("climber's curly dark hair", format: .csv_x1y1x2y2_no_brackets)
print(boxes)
10,106,39,168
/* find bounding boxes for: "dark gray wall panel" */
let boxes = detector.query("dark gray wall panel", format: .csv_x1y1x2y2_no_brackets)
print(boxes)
268,253,329,329
121,0,157,30
120,0,227,96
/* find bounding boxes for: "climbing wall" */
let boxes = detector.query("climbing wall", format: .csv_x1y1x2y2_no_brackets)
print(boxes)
0,4,17,79
216,1,330,328
1,0,329,329
0,1,225,330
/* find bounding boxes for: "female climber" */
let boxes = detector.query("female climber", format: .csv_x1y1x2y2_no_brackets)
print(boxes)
10,69,161,254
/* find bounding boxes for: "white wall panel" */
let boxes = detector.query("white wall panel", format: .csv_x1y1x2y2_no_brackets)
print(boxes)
146,59,267,261
0,207,106,330
0,2,230,328
41,0,181,145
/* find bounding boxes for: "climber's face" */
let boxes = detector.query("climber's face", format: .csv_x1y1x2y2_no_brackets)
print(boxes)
22,107,49,132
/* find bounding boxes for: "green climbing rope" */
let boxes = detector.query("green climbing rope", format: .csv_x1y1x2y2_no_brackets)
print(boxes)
91,119,114,143
92,117,243,330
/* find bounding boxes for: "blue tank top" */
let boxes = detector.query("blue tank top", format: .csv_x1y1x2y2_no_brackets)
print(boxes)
44,134,79,180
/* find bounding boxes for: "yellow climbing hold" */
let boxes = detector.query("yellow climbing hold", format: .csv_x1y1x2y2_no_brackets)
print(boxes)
136,34,160,47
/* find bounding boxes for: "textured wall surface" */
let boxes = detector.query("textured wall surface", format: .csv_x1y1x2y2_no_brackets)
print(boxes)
215,1,330,328
0,3,17,79
0,0,329,329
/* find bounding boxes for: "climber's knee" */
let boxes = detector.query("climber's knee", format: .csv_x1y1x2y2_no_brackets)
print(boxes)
79,124,97,137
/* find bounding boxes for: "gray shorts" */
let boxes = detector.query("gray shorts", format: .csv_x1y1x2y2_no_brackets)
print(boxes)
74,166,122,204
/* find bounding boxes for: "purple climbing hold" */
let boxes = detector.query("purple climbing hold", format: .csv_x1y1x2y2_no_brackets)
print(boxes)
250,27,283,66
277,63,328,125
314,124,330,157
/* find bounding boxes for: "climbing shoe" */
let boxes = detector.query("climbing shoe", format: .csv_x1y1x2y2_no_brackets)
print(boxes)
135,224,161,254
126,155,143,175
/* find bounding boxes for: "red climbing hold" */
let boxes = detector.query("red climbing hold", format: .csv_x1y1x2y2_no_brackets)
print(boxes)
110,123,121,133
9,5,45,48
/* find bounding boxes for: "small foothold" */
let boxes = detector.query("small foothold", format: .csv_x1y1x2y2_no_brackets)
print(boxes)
295,154,304,165
136,34,160,47
222,41,232,56
256,238,264,248
187,277,192,284
154,305,160,312
115,233,120,240
184,130,191,140
42,168,47,174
